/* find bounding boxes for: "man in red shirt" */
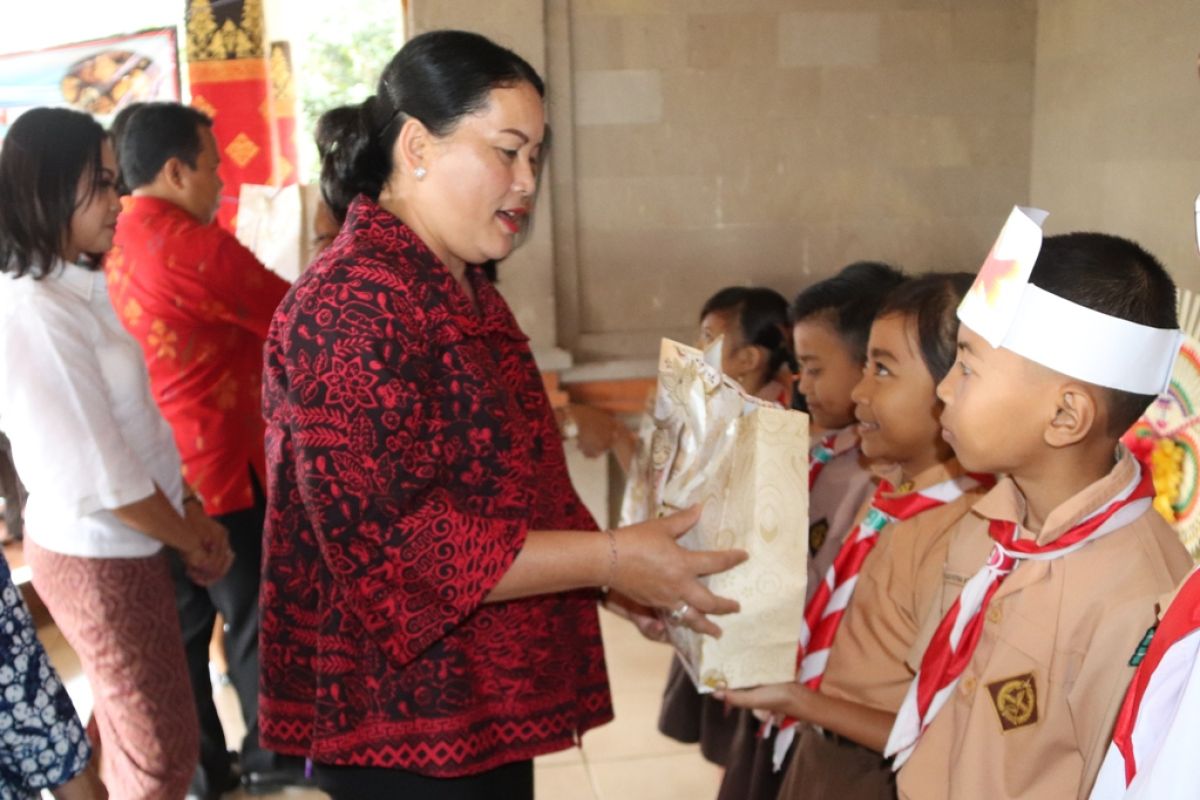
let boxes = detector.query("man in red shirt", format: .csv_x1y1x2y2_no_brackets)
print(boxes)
108,102,302,798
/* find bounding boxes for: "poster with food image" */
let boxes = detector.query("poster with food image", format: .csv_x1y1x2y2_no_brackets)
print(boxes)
0,27,180,139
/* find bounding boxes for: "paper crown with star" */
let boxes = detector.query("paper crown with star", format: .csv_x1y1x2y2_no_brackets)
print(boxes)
957,206,1183,395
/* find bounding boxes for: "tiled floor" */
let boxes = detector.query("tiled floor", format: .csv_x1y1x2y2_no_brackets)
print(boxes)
38,604,722,800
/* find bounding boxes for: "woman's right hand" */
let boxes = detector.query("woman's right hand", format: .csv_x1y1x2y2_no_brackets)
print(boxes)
609,505,748,638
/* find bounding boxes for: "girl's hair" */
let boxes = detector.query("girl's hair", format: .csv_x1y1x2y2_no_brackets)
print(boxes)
876,272,975,384
0,107,107,279
701,286,796,377
317,29,544,222
789,261,906,361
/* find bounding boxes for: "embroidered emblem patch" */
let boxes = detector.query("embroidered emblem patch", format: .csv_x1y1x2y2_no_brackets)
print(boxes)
809,519,829,557
987,673,1039,731
1130,624,1157,667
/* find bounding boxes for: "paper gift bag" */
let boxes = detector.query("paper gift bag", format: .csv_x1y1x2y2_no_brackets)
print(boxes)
235,182,303,282
621,338,809,691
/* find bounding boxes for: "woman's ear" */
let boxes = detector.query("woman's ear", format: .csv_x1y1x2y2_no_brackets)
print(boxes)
393,116,431,178
1044,383,1097,448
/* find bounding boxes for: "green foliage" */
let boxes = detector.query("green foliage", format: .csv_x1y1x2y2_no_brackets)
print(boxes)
295,0,400,180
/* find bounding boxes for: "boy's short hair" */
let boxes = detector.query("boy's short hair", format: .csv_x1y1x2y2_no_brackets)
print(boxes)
789,261,906,361
116,102,213,191
1028,233,1179,436
109,102,147,195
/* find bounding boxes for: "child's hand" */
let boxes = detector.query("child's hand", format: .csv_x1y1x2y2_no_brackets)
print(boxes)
714,682,808,719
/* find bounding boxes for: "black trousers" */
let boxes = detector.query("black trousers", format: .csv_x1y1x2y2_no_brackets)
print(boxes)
168,469,277,783
314,760,533,800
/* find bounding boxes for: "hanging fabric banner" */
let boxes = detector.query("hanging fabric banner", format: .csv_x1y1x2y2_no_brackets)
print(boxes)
185,0,274,231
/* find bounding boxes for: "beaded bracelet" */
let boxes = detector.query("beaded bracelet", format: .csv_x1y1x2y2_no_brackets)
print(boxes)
601,529,618,593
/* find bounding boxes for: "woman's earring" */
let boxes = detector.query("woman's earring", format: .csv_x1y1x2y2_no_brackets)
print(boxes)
414,166,427,180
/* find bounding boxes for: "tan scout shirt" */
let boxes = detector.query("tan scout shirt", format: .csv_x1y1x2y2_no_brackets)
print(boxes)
779,460,988,800
897,452,1192,800
809,427,877,602
821,460,989,714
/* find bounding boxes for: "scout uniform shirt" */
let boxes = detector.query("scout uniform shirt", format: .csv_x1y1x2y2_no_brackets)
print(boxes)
808,426,877,595
1089,565,1200,800
897,452,1192,800
778,460,989,800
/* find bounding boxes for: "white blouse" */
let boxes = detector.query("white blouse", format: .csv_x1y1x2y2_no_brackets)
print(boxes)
0,260,183,557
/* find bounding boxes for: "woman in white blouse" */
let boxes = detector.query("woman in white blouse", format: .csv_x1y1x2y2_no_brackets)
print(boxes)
0,107,233,798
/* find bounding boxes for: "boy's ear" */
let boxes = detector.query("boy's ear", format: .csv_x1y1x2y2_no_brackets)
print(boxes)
1044,383,1098,448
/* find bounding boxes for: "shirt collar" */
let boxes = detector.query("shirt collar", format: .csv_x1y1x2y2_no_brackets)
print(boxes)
121,194,194,220
48,259,103,302
971,447,1137,545
875,458,968,497
343,195,526,340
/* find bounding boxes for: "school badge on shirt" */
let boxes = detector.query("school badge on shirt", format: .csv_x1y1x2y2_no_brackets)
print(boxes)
987,673,1039,731
809,519,829,556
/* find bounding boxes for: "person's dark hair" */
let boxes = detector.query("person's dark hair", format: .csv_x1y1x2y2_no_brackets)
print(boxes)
116,101,212,191
317,29,544,222
109,101,147,195
701,286,796,379
876,272,975,384
1029,232,1179,437
0,107,107,279
789,261,907,361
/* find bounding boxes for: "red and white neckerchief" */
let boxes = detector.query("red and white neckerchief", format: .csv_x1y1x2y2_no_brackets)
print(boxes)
769,471,988,770
808,430,854,490
1089,566,1200,799
808,432,839,490
886,464,1156,769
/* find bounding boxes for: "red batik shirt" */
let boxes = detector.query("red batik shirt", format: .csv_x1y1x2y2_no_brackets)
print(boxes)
107,196,290,515
258,196,612,775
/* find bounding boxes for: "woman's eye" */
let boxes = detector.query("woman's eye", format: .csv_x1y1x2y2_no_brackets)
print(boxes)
500,148,519,160
875,363,891,377
958,360,972,376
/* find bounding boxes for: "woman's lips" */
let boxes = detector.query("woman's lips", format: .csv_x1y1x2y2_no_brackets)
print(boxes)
496,209,525,234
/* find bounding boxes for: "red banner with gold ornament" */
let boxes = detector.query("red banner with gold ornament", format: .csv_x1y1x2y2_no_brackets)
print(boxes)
185,0,275,231
267,41,298,187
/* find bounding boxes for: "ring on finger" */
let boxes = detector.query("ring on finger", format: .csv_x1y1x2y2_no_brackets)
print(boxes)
668,602,690,625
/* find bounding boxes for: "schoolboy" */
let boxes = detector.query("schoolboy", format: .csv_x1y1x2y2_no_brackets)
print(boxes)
885,210,1192,800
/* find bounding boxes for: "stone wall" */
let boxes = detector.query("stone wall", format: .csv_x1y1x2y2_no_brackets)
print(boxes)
1030,0,1200,293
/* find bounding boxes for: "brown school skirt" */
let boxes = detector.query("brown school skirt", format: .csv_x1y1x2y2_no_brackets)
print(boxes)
657,656,739,765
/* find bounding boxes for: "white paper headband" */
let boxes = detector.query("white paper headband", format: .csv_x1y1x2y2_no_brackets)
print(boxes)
958,206,1183,395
